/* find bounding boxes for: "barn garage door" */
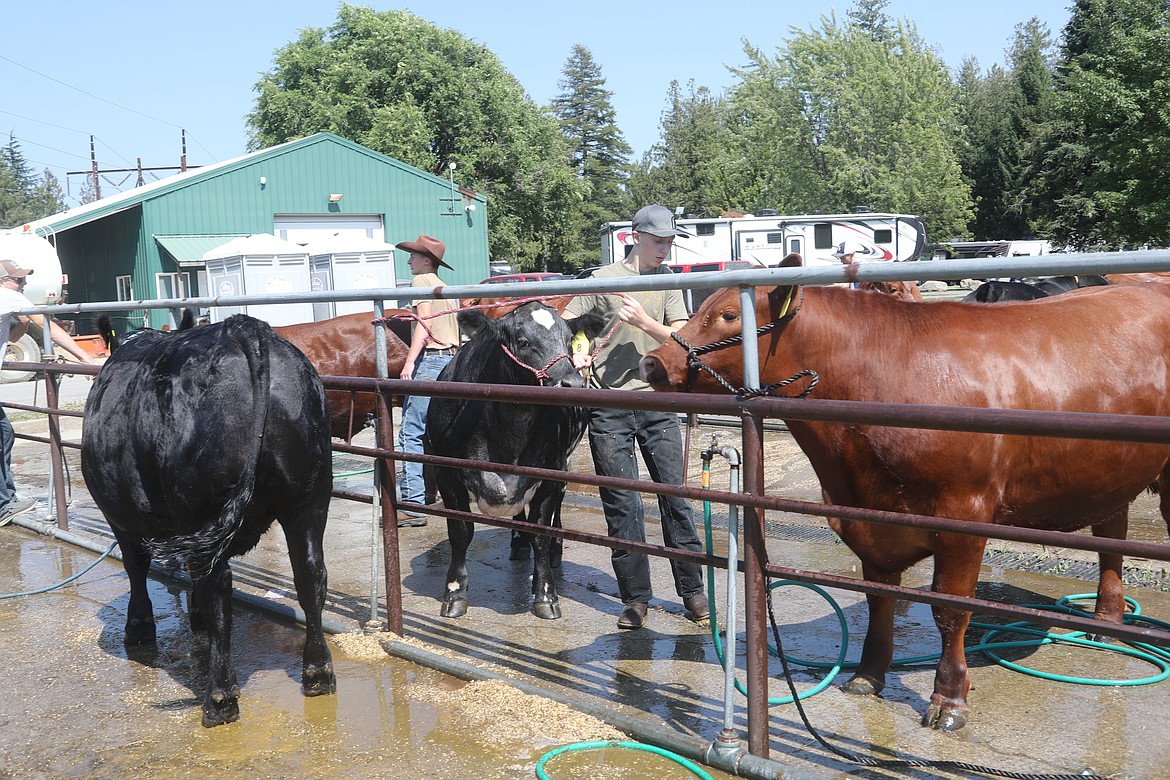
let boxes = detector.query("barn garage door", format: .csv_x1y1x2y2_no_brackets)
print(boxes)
274,215,384,246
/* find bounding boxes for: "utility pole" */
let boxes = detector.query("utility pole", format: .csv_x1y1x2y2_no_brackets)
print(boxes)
88,135,101,200
67,130,201,199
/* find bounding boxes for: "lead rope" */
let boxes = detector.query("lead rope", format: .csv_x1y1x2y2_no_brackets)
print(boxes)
669,288,818,399
498,344,571,385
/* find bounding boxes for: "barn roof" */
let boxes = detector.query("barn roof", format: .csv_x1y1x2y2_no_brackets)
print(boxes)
19,133,469,236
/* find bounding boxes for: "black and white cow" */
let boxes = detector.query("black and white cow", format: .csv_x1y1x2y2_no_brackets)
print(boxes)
427,301,605,620
81,314,336,727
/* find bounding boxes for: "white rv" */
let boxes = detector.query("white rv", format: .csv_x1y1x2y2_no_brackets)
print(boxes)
931,240,1053,260
600,210,928,268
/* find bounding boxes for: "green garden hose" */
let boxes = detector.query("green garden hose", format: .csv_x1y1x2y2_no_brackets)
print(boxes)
535,740,713,780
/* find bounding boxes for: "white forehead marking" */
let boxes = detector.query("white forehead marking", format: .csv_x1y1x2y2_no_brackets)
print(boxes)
531,308,556,330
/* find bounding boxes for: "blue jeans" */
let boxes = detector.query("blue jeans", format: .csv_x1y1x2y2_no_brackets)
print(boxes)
398,352,452,505
587,406,703,604
0,407,14,508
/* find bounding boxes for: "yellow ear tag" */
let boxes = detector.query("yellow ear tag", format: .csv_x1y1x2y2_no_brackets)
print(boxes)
571,330,590,355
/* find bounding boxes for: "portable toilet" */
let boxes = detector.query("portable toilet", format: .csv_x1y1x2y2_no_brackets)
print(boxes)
203,234,313,325
306,234,399,320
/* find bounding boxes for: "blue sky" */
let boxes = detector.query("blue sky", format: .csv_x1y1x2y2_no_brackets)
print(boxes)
4,1,1072,209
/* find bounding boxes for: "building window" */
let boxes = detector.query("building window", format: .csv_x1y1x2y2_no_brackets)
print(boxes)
156,272,190,300
116,275,132,301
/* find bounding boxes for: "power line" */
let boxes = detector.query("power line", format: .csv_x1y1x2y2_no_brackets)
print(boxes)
0,54,183,130
0,109,90,136
10,136,92,163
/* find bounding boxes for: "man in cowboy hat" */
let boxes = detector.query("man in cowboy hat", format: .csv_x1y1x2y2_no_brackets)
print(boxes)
394,235,459,526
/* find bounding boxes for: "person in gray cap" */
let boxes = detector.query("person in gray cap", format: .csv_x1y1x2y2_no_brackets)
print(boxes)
0,259,98,526
564,205,708,630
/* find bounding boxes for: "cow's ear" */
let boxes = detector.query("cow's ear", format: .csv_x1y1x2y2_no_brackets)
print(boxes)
457,308,493,338
779,253,802,268
565,311,607,341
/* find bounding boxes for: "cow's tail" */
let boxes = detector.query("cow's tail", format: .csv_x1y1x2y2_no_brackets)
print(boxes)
145,316,272,577
96,315,119,353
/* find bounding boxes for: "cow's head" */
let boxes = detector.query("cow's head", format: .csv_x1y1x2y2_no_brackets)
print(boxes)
458,302,606,387
640,253,803,393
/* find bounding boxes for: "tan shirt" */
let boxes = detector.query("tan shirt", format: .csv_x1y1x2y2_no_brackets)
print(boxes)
565,262,688,391
410,272,459,349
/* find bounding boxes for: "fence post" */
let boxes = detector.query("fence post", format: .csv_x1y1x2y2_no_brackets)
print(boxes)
736,284,771,757
373,301,404,635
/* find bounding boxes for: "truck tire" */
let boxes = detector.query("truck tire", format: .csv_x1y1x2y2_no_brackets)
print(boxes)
1,335,40,383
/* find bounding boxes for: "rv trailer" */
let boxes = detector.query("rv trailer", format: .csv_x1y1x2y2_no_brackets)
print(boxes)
600,210,927,268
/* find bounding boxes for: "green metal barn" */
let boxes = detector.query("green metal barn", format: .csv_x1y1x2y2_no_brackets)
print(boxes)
20,132,489,332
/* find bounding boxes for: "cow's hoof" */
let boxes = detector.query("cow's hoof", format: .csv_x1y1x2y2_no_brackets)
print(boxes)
533,601,561,620
441,599,468,618
303,663,337,697
922,703,968,731
841,674,884,697
201,691,240,728
123,618,156,646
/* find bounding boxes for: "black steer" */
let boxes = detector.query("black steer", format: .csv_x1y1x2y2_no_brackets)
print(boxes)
427,302,605,619
964,274,1110,302
81,314,336,727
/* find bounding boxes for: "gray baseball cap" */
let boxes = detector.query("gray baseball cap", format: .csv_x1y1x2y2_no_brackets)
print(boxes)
631,205,690,238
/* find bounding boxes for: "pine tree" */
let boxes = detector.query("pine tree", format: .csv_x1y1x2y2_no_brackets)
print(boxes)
1030,0,1170,248
848,0,893,42
0,135,67,227
549,45,633,269
629,80,740,218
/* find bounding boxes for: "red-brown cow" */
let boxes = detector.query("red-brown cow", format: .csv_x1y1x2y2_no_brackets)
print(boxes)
275,312,411,441
640,263,1170,731
857,279,924,301
459,294,573,319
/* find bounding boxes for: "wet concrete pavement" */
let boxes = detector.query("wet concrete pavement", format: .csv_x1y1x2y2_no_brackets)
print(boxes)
1,390,1169,779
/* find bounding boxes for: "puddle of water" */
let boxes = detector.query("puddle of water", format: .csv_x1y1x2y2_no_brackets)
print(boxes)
0,533,735,780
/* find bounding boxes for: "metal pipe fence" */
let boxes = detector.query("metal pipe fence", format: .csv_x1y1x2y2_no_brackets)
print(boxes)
8,248,1170,763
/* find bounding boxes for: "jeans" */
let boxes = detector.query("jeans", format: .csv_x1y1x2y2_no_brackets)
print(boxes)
0,407,15,508
588,405,703,604
398,352,452,505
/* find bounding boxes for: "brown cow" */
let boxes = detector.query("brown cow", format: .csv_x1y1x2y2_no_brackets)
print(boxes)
459,294,573,318
857,279,924,301
640,265,1170,731
1106,271,1170,286
275,312,411,441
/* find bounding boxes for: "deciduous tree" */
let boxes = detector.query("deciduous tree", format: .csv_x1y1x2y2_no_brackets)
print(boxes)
727,7,972,242
247,4,580,269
